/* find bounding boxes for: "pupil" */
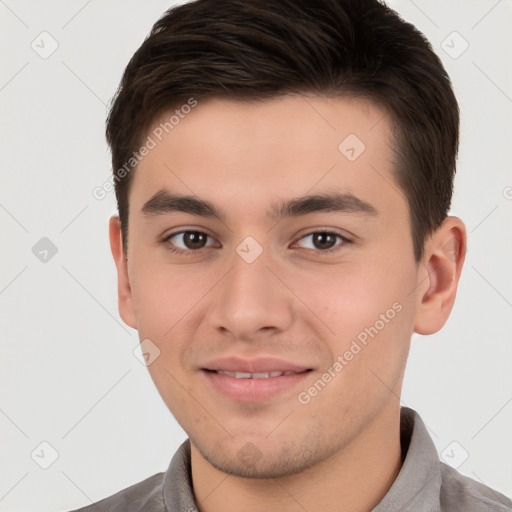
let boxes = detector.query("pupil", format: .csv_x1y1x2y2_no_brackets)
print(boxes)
314,233,336,249
185,232,206,249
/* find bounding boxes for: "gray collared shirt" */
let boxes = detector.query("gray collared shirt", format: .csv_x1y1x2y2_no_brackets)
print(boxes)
69,407,512,511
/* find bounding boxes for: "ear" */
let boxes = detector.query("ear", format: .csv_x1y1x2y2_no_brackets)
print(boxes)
413,216,467,335
109,216,137,329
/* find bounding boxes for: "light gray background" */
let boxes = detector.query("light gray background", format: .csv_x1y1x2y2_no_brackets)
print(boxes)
1,1,511,510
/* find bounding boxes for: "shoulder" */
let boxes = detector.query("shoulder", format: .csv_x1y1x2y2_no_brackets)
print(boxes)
440,463,512,511
67,471,165,512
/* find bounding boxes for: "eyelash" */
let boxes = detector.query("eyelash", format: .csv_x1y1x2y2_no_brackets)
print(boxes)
162,230,352,256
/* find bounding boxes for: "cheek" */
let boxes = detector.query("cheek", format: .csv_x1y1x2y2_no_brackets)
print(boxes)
129,257,212,338
301,261,414,341
295,264,415,417
298,256,417,397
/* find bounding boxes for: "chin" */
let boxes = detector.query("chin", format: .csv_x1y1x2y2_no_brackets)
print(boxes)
192,435,328,479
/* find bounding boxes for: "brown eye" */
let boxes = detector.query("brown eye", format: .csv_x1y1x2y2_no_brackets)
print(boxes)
182,231,208,249
296,232,345,251
166,231,216,252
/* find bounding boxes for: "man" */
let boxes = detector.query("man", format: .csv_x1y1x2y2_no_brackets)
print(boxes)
72,0,512,510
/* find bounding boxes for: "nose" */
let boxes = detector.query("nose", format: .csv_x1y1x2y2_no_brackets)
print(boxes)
208,249,294,341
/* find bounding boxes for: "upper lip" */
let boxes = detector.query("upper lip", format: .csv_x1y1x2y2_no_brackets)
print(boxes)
201,356,311,373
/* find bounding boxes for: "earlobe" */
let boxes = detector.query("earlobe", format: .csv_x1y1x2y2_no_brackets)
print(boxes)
414,217,467,335
109,216,137,329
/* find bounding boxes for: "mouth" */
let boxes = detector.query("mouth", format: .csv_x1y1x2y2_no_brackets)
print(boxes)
205,369,310,379
200,358,313,402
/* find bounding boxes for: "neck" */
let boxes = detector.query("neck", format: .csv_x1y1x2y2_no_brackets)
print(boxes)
190,402,403,512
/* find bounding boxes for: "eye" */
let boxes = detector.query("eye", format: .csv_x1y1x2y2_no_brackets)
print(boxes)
294,231,347,252
163,230,349,255
164,230,218,253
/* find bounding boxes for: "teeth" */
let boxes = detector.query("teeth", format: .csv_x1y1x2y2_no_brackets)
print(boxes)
216,370,296,379
253,372,270,378
234,372,252,379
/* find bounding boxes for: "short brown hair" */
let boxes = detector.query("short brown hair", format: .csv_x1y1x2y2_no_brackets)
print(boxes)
106,0,459,261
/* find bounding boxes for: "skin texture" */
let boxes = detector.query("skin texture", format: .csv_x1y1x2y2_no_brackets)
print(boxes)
109,95,466,512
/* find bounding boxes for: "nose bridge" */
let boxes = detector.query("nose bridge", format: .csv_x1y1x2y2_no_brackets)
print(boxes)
209,244,293,338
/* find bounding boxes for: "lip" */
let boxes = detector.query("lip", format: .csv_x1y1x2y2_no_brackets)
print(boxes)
201,356,312,403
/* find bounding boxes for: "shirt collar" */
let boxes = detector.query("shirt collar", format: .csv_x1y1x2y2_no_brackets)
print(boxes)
162,407,442,512
373,407,442,511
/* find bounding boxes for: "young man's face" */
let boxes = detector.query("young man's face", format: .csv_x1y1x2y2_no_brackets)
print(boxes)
111,95,451,478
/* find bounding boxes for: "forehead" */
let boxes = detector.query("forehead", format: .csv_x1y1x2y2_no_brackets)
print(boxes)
130,95,406,224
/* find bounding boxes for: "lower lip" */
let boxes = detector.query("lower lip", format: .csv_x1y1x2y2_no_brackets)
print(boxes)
202,370,311,402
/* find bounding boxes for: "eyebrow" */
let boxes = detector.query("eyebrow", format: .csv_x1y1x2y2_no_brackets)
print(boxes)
141,189,378,222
